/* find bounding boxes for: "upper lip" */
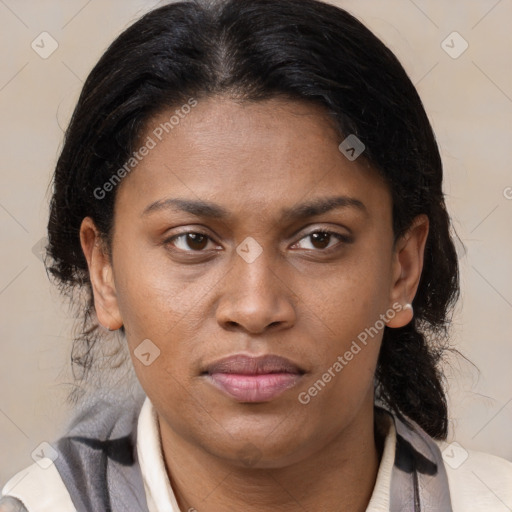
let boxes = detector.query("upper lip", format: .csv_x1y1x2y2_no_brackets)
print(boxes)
203,354,304,375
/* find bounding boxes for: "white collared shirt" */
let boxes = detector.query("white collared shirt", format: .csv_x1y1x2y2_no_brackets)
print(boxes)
136,397,512,512
136,396,396,512
2,396,512,511
136,397,512,511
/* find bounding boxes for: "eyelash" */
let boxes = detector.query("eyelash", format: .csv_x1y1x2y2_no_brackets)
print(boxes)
163,228,351,254
292,229,352,252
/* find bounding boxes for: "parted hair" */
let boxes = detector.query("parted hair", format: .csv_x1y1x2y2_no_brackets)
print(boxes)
46,0,459,439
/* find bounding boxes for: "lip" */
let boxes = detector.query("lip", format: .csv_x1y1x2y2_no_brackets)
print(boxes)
203,354,305,403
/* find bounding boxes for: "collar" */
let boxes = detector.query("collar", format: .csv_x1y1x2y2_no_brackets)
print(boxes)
137,397,452,511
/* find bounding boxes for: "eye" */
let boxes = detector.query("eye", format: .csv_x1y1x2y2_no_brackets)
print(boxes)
165,232,219,252
292,230,350,251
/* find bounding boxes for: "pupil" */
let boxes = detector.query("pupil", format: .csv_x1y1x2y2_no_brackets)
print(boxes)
187,233,207,250
311,232,330,249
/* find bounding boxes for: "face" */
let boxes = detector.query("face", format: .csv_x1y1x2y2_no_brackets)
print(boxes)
81,96,426,468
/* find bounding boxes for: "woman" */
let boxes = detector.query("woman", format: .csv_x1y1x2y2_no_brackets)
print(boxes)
1,0,511,510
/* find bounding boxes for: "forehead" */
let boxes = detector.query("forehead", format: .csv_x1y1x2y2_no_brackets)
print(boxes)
114,96,390,221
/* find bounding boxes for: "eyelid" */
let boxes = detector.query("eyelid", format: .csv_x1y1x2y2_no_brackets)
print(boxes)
163,226,352,253
290,228,352,250
165,231,220,249
288,221,352,240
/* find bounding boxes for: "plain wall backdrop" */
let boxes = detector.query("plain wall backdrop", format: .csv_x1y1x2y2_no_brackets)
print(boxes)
1,0,511,489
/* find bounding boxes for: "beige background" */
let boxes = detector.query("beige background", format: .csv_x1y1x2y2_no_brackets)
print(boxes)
1,0,511,488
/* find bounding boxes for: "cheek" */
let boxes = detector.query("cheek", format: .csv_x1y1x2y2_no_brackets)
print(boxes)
294,279,384,430
294,246,391,400
113,241,212,337
113,250,227,395
307,250,392,344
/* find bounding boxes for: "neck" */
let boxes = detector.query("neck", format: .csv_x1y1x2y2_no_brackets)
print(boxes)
158,400,383,512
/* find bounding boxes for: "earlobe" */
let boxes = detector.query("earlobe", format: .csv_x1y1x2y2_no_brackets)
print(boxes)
386,215,429,329
386,302,414,328
79,217,123,331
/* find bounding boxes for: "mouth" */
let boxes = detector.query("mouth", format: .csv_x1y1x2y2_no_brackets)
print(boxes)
202,354,305,403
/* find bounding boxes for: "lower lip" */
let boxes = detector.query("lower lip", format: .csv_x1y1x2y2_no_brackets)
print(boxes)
206,373,302,402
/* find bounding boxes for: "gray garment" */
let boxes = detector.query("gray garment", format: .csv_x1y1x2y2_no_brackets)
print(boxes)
0,395,453,512
0,496,28,512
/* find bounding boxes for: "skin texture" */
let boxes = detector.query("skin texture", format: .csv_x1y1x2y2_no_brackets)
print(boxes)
80,96,428,512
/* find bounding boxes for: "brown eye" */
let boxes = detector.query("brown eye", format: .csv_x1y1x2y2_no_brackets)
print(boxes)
310,232,331,249
167,232,214,251
185,233,208,250
294,230,348,251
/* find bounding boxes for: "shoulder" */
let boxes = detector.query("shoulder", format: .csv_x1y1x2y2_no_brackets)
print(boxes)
436,441,512,511
0,391,148,512
1,458,76,512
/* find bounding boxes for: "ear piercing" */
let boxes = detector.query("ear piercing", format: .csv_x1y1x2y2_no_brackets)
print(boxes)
403,303,413,313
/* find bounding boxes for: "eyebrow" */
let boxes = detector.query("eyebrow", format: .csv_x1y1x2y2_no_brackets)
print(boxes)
141,195,367,221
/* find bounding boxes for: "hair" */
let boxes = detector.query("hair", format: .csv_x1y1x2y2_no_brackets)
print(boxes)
46,0,459,439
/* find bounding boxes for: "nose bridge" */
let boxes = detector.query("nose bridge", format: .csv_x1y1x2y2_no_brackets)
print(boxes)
231,240,281,305
215,238,295,332
237,234,272,278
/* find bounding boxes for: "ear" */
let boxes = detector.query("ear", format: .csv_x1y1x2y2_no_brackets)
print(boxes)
79,216,123,331
386,214,429,328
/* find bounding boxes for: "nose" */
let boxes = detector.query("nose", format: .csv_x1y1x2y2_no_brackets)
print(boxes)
215,246,297,334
